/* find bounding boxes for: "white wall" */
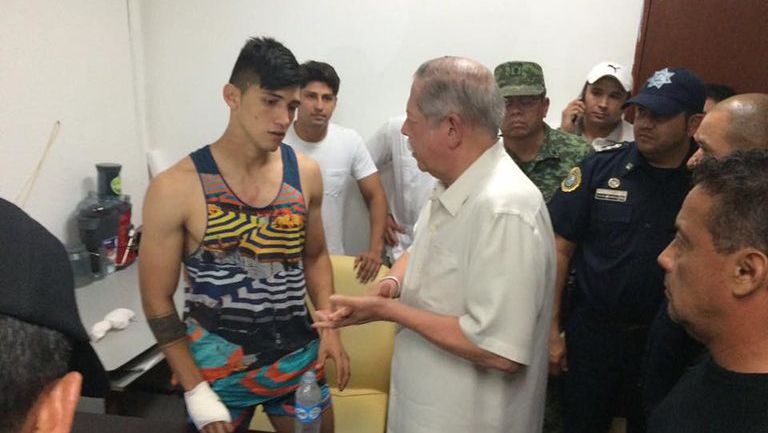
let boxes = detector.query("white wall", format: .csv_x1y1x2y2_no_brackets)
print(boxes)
136,0,644,254
0,0,147,242
138,0,644,151
1,0,644,251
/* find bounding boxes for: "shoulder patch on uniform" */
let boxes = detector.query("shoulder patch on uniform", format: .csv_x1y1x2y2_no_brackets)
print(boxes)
561,167,582,192
595,141,627,152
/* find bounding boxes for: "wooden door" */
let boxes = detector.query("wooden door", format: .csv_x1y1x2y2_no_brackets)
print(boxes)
632,0,768,94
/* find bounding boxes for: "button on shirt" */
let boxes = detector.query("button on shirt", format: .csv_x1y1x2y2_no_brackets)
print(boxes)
548,142,693,324
388,142,556,433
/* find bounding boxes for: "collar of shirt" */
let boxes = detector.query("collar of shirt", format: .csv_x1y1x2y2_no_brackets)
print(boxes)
622,141,698,175
621,143,646,175
432,141,505,217
591,120,633,151
606,119,631,143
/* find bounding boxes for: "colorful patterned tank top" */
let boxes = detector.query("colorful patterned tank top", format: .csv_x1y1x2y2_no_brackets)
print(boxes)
183,144,317,370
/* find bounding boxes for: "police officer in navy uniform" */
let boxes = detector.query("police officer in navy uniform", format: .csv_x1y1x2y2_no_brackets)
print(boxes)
547,68,705,433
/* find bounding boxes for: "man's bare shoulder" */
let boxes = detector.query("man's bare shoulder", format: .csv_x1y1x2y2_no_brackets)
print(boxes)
293,151,323,205
294,151,322,179
146,157,200,204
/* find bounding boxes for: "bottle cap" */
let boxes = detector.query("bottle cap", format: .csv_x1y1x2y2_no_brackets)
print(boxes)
301,369,317,382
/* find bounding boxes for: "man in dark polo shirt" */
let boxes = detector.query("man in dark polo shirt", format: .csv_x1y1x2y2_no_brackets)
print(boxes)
547,68,705,433
642,92,768,416
648,151,768,433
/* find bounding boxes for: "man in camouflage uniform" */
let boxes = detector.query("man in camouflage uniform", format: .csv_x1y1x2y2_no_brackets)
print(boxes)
494,61,591,202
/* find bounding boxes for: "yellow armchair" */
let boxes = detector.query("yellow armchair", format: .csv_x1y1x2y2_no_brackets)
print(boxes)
250,255,394,433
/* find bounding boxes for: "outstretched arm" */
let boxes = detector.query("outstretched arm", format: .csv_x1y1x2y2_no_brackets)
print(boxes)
316,296,521,374
316,211,545,376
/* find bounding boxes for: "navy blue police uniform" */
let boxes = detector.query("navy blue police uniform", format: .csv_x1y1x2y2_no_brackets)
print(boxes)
548,140,695,433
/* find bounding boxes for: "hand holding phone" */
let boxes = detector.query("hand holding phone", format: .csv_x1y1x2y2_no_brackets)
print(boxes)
560,97,585,133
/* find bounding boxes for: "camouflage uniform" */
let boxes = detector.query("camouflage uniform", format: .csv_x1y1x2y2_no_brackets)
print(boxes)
510,124,591,202
494,61,591,202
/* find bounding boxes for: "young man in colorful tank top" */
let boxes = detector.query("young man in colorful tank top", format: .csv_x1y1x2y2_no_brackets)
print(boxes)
139,37,349,433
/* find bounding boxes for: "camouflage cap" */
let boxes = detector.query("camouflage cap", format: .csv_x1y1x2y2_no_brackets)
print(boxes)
494,61,546,97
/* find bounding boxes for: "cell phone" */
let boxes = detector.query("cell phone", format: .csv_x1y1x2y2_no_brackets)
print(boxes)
572,89,586,135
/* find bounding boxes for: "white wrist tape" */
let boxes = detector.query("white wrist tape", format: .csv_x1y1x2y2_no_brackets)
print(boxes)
184,381,231,430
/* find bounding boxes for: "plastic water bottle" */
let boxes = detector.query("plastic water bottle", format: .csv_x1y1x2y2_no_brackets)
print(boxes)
294,370,322,433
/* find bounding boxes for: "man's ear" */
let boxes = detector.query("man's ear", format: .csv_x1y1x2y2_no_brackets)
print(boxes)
445,113,464,150
32,372,82,433
223,83,242,110
542,96,551,118
732,249,768,298
687,113,704,137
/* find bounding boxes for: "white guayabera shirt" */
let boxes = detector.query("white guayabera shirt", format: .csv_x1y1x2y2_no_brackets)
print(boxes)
387,143,557,433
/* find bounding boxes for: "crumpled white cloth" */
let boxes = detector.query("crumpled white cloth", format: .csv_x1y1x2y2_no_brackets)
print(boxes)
90,308,135,341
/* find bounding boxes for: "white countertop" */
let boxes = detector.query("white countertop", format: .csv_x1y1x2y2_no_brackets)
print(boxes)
74,263,184,372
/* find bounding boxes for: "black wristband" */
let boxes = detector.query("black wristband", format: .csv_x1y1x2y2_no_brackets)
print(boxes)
147,312,186,347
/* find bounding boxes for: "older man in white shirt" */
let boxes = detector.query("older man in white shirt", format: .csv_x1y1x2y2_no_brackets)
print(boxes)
316,56,556,433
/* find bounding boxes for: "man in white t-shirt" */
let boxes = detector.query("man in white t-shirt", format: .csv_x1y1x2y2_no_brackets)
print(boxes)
285,61,388,283
316,57,556,433
367,115,435,262
560,61,634,151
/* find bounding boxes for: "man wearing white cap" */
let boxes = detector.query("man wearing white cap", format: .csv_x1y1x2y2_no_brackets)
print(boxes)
560,62,634,151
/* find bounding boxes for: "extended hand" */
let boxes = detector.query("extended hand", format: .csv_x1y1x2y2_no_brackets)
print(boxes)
315,327,351,390
354,250,382,284
314,295,390,329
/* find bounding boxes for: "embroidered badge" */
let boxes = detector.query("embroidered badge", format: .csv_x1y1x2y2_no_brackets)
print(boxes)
647,68,675,89
561,167,582,192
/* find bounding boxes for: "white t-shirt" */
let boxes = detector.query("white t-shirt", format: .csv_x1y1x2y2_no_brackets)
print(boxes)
387,142,556,433
367,116,435,259
285,122,377,254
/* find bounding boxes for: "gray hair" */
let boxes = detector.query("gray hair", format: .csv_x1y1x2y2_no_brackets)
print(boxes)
414,57,504,138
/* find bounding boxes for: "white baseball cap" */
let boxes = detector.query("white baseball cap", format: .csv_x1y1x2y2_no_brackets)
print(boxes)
586,61,633,92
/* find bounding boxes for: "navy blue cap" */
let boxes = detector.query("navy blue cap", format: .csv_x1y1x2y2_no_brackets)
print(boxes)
623,67,705,116
0,198,109,397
